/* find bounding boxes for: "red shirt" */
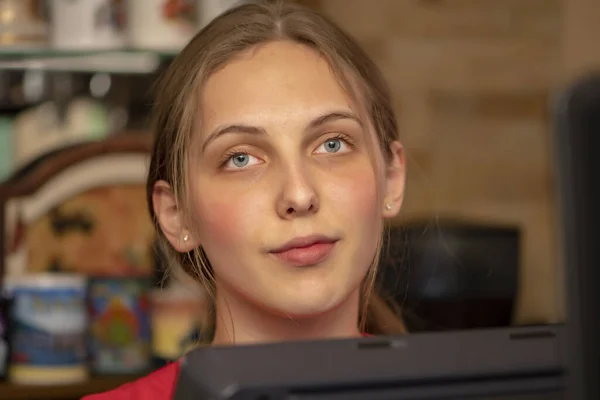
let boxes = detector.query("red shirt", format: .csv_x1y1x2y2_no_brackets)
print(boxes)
82,362,180,400
84,335,373,399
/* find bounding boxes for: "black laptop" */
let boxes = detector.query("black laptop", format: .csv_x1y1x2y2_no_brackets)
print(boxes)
172,73,600,400
175,326,564,399
554,73,600,400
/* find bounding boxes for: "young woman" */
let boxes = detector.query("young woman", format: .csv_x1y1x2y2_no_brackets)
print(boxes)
85,1,406,398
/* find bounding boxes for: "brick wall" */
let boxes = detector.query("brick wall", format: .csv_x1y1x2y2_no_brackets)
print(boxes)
314,0,564,324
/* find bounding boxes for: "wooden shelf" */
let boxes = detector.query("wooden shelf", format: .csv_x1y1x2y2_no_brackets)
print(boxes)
0,375,141,400
0,49,173,74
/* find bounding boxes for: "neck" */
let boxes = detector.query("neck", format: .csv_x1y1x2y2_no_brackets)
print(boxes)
211,287,362,345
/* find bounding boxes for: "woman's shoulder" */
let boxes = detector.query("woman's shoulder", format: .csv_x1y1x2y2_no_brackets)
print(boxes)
82,361,181,400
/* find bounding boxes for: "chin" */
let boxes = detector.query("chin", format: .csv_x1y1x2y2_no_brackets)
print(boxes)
256,265,365,320
264,288,352,319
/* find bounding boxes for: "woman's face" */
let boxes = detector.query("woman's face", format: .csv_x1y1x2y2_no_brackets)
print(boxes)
181,41,403,318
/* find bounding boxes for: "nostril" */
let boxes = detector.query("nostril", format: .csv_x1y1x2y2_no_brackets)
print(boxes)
286,207,294,214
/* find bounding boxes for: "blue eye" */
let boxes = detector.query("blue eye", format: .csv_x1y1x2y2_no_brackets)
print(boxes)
224,152,260,170
324,139,341,153
232,154,249,167
315,137,350,155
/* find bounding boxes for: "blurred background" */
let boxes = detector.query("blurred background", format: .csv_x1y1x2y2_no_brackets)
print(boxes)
0,0,597,399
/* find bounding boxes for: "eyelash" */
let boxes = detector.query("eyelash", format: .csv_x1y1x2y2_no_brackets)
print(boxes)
327,133,355,149
218,133,355,169
220,149,244,165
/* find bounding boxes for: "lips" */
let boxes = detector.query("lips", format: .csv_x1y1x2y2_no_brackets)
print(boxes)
269,235,338,267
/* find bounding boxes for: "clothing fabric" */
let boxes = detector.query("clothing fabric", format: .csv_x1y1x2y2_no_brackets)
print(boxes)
82,362,180,400
83,334,372,399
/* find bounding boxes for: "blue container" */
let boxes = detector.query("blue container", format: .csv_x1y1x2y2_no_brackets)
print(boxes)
0,296,8,379
5,274,88,385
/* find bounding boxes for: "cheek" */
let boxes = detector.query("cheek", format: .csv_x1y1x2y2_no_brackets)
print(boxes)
189,182,270,252
326,162,381,222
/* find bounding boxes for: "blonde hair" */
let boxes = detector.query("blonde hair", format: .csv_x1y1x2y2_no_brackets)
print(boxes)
146,0,406,340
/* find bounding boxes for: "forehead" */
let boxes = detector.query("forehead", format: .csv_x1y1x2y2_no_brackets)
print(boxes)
200,40,356,127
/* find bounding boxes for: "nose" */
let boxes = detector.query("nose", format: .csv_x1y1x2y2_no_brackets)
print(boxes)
276,164,320,219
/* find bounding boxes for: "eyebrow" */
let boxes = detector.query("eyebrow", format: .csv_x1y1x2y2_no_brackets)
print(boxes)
201,110,362,152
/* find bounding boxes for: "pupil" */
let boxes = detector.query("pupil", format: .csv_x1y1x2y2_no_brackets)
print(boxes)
326,139,340,152
233,154,248,166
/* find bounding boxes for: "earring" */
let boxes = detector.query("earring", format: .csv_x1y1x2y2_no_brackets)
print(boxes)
385,204,392,211
183,233,189,242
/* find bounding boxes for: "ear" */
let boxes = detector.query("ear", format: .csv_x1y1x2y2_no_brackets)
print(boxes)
152,180,200,253
382,141,406,219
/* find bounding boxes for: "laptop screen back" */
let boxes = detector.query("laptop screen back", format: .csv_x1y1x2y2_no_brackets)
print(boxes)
555,74,600,400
